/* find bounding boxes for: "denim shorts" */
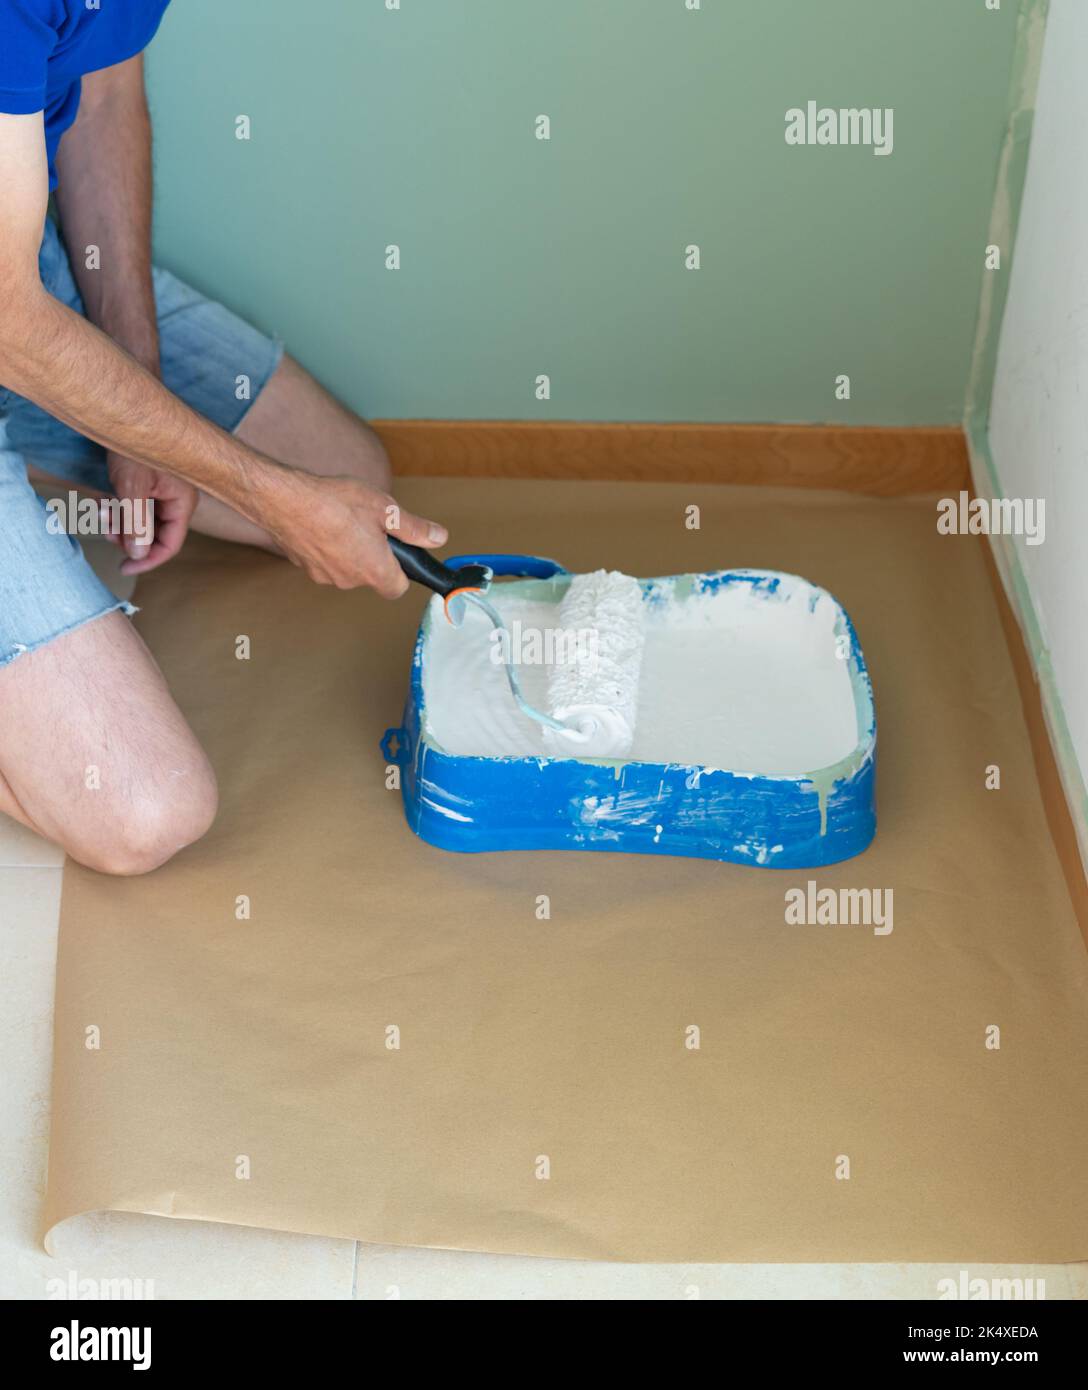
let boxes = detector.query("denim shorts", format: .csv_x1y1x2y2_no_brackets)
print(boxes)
0,217,284,668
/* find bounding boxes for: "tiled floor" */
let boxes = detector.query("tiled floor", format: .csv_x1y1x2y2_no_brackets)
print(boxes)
1,538,1083,1300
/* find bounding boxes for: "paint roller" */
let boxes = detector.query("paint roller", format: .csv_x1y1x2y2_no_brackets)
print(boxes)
389,541,645,757
542,569,645,757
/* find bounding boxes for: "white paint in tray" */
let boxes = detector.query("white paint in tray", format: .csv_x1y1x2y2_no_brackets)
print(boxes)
421,572,860,775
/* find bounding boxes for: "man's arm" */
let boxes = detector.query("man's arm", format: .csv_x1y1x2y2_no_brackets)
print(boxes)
54,54,190,571
0,110,443,596
53,55,158,374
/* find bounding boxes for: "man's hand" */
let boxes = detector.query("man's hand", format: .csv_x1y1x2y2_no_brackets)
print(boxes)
256,470,448,599
106,453,198,575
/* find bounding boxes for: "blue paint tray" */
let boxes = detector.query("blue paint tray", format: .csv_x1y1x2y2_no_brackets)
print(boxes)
381,555,876,868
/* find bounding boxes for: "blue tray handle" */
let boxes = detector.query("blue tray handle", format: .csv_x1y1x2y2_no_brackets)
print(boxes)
445,553,568,579
380,726,411,765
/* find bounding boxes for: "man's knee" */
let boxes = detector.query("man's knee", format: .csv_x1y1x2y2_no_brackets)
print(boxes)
348,422,392,492
74,766,219,877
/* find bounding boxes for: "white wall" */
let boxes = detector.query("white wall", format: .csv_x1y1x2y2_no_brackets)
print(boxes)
989,0,1088,790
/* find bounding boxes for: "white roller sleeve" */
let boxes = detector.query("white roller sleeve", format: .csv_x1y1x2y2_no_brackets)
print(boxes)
544,570,645,757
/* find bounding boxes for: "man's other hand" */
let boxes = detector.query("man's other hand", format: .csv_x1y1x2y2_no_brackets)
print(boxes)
106,453,198,575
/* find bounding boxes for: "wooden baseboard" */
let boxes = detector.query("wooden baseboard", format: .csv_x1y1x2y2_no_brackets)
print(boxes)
373,420,970,495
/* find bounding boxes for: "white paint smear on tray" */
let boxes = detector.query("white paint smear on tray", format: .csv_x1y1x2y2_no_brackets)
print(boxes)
421,574,859,774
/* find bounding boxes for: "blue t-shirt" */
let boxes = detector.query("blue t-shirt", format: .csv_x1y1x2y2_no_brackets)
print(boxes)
0,0,171,189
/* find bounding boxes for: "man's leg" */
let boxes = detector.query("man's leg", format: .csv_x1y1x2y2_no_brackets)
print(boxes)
1,355,383,874
0,611,217,875
190,354,393,551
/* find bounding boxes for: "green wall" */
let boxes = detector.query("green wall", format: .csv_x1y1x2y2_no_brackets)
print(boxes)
146,0,1021,425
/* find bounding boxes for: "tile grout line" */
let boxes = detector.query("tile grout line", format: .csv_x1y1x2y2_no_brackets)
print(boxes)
350,1240,359,1299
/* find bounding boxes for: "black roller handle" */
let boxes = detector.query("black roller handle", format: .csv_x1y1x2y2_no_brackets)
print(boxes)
388,537,490,598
